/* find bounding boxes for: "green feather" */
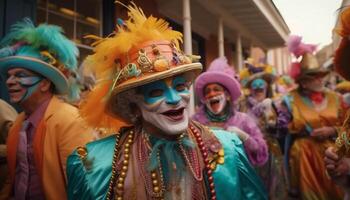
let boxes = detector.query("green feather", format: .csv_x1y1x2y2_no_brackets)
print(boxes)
0,18,78,70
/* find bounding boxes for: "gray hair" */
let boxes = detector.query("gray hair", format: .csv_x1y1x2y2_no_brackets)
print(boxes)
108,88,143,123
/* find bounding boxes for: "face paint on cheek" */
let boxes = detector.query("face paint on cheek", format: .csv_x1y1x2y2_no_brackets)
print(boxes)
18,76,43,87
141,80,167,105
139,100,190,135
138,76,190,135
17,76,43,103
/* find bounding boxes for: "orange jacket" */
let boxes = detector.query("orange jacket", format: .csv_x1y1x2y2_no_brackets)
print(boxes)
0,96,93,200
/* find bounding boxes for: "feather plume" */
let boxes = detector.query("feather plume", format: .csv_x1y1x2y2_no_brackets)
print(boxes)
0,18,78,70
288,62,302,80
80,3,183,129
286,35,317,58
88,2,182,79
80,80,128,131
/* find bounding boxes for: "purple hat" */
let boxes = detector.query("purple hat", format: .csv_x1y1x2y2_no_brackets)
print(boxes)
195,57,241,103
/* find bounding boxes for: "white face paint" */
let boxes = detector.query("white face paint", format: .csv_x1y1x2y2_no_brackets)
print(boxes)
138,96,190,135
137,76,191,135
205,93,227,115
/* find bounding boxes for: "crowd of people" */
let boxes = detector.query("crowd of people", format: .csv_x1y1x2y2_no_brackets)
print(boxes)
1,2,350,200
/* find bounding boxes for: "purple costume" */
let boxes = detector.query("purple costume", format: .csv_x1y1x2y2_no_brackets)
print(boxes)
193,106,268,166
192,57,268,166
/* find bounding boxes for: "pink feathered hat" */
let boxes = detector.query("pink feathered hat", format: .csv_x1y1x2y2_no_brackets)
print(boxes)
195,57,241,103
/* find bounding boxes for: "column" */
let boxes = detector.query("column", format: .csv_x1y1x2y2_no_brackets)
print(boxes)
183,0,192,55
236,34,243,71
218,18,224,57
182,0,196,115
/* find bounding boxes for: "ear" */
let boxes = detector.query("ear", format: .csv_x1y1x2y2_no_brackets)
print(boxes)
39,79,52,92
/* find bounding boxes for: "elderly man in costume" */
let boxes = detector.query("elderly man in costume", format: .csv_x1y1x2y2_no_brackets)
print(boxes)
238,63,287,200
325,7,350,200
192,57,268,167
0,19,93,199
66,4,267,200
279,35,345,200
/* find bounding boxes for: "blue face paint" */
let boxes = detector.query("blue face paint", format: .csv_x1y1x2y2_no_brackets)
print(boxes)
17,75,43,103
140,76,189,105
20,82,41,102
251,78,267,90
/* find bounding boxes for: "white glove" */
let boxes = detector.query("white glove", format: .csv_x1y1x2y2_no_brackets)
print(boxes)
227,126,250,142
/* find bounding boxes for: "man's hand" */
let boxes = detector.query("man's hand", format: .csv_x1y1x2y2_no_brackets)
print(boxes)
311,126,336,139
324,147,350,187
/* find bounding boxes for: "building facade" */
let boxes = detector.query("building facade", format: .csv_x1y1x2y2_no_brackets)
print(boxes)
1,0,291,101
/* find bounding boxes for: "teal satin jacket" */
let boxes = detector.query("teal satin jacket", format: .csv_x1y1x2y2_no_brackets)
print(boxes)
67,128,267,200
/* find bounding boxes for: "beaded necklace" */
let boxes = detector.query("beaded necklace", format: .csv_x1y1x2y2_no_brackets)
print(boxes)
106,130,134,200
106,125,217,200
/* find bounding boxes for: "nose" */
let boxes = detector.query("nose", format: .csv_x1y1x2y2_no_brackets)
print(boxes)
5,75,16,86
165,88,181,105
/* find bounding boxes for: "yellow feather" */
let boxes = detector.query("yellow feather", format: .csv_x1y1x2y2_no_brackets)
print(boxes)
239,68,250,80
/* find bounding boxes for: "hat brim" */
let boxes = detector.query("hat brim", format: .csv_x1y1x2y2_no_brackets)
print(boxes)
194,71,241,103
0,56,68,94
107,63,203,114
245,72,276,88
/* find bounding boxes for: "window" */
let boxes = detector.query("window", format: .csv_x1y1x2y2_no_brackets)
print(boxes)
36,0,102,65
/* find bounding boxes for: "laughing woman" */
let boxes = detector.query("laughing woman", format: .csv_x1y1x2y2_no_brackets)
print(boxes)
192,57,268,167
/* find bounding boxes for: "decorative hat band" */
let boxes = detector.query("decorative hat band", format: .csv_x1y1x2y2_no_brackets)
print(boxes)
111,40,199,90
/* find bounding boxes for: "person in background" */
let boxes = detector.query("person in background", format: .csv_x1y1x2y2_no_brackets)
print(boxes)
0,19,93,199
192,57,268,167
279,35,345,200
0,99,17,190
238,63,287,200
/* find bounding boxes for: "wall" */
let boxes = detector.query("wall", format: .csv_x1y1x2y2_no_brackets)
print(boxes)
204,34,236,70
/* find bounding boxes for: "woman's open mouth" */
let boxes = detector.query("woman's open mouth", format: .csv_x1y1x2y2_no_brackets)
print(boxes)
210,99,220,107
161,107,185,121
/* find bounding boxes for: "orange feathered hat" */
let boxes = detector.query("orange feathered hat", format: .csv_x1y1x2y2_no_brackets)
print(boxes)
79,2,202,131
